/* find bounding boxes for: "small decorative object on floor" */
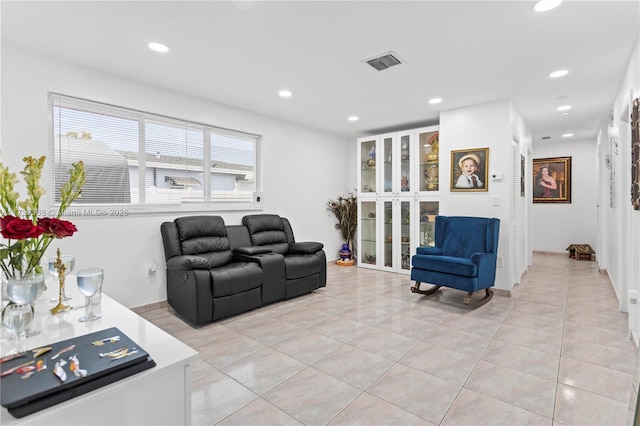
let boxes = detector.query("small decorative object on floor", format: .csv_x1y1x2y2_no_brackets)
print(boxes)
327,191,357,266
337,243,355,266
566,244,595,261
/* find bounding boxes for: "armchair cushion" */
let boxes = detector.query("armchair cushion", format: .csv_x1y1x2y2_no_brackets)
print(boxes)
175,216,233,268
412,255,477,277
440,220,488,259
242,214,289,254
284,254,323,280
211,262,262,297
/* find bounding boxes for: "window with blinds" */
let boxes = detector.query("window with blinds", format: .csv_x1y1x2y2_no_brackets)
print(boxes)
49,93,258,210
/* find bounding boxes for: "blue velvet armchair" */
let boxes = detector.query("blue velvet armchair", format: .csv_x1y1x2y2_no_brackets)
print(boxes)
410,215,500,306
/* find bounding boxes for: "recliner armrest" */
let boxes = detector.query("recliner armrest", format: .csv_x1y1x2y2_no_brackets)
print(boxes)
166,255,210,271
289,241,323,254
416,246,442,256
234,246,272,255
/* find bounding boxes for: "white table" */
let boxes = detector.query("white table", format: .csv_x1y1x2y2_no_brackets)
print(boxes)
1,278,199,425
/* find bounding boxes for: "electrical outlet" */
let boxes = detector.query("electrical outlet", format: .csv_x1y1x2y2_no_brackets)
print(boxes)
497,257,504,268
145,261,157,278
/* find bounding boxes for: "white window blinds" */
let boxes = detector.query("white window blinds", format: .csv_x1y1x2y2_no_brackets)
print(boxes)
49,93,259,209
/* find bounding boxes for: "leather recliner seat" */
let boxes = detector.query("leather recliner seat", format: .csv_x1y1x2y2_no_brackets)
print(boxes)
161,214,326,325
161,215,262,324
242,214,326,299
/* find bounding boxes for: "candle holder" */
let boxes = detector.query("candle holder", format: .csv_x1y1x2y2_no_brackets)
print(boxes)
50,249,72,314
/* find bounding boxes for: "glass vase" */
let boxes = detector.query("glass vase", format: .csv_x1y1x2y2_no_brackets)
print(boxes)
2,272,45,338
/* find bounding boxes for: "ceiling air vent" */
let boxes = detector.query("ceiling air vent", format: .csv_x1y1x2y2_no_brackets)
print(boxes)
541,136,551,140
364,51,404,71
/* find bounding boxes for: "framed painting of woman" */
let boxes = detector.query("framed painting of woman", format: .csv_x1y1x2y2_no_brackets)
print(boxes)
532,157,571,203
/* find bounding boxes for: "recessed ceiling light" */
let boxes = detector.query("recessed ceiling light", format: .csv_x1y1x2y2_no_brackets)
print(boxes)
549,70,568,78
278,90,292,98
557,105,572,111
562,133,574,138
148,42,169,53
348,116,359,122
428,98,442,105
533,0,562,12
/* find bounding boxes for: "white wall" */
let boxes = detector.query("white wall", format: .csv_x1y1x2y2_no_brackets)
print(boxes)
531,138,598,253
601,37,639,344
510,101,534,280
439,100,515,292
1,47,350,308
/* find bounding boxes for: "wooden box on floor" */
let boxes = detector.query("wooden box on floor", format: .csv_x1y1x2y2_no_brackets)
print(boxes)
566,244,595,261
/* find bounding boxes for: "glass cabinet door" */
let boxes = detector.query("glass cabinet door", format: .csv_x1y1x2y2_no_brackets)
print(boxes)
400,200,411,271
359,138,377,194
418,129,439,192
360,201,377,266
383,200,411,273
383,201,393,268
399,133,411,194
417,201,439,247
382,135,394,194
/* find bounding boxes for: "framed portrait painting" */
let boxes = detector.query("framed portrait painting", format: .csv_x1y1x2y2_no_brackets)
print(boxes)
450,147,489,192
532,156,571,203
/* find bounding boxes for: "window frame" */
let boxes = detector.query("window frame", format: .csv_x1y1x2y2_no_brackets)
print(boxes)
48,93,262,215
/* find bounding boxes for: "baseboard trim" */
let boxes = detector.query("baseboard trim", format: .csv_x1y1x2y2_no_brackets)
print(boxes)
131,300,169,315
532,250,566,256
494,288,512,297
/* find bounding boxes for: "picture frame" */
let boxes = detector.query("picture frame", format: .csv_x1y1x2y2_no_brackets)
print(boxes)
450,147,489,192
532,156,571,203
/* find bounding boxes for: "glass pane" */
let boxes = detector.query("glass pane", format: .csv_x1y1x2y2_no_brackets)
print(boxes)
145,120,204,204
52,105,136,204
360,139,376,193
400,135,411,193
383,137,393,193
361,201,377,265
401,201,411,270
210,132,255,201
419,131,439,191
419,201,439,247
384,201,393,268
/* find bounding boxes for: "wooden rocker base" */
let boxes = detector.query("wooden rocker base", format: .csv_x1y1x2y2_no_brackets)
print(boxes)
411,283,494,308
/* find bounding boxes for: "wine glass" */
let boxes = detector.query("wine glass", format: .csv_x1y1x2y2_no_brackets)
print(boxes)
2,304,33,353
77,268,103,322
48,255,75,302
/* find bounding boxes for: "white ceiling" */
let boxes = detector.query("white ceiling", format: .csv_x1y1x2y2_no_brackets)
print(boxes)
2,1,639,141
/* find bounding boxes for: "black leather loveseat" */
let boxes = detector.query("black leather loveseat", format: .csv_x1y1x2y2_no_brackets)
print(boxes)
160,214,326,325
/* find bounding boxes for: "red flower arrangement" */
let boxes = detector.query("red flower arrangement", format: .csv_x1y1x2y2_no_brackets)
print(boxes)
0,156,85,280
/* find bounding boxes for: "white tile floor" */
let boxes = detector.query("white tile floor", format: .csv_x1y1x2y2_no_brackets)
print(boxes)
137,253,637,425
